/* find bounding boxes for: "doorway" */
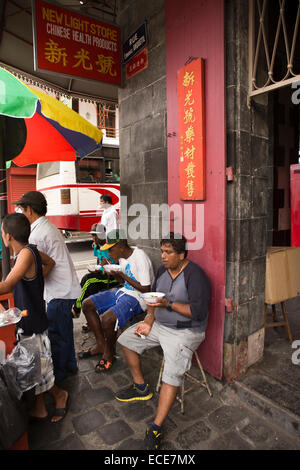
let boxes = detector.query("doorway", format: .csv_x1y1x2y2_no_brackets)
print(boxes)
265,86,300,347
272,86,299,247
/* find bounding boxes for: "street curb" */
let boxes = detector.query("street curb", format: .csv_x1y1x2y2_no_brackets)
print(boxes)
232,380,300,441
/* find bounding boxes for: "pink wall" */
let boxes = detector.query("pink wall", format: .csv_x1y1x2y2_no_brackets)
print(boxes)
165,0,226,379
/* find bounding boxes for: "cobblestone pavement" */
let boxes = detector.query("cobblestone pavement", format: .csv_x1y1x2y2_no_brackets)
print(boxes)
26,313,300,451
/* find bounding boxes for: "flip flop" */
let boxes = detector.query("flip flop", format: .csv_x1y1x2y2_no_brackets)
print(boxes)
81,323,90,333
78,348,103,359
95,358,114,373
51,395,70,424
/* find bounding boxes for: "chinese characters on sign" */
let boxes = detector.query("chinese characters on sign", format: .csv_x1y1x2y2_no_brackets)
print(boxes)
177,58,205,200
33,0,121,85
125,48,148,80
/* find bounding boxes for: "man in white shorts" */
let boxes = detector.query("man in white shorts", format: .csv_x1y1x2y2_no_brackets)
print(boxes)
115,233,210,450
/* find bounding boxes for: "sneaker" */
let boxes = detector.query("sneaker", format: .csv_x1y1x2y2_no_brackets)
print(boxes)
115,384,153,402
144,427,162,450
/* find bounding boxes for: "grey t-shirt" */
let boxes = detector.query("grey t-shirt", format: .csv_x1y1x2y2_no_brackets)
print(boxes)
152,261,210,332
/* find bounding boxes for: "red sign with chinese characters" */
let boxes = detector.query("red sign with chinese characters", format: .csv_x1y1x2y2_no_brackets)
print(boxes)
33,0,121,85
177,58,205,200
125,48,148,80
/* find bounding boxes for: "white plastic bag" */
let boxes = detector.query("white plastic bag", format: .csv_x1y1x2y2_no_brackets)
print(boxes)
0,307,22,327
2,334,41,400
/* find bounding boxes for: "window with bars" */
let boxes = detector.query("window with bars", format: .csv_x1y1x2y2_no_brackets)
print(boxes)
249,0,300,102
97,103,118,138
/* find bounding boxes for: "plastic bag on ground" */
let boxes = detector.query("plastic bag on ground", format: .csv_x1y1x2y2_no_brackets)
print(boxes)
0,371,28,450
2,334,41,400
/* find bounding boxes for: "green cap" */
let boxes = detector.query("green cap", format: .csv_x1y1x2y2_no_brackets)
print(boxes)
100,229,126,250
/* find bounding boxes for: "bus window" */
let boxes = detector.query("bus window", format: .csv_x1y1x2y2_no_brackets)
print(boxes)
76,158,104,183
37,161,60,180
105,160,112,178
105,158,120,182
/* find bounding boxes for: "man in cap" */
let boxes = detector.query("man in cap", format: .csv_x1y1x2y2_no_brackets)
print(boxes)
80,229,153,372
13,191,81,384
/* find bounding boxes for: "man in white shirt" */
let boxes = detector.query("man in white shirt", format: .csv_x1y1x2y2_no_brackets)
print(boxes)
14,191,82,384
100,194,119,235
79,229,154,373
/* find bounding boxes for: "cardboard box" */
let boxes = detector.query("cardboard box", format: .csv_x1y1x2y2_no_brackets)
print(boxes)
286,247,300,298
265,246,300,304
265,247,290,304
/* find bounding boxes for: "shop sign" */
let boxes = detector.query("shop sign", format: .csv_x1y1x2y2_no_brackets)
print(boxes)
177,58,206,200
125,47,148,80
32,0,121,85
122,22,148,63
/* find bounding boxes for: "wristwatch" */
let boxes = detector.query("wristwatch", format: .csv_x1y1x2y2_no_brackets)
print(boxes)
167,300,173,311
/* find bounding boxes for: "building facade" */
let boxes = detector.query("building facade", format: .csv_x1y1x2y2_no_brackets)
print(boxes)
117,0,300,380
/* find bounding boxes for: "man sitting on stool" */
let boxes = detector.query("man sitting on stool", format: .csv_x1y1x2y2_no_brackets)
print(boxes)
115,233,210,450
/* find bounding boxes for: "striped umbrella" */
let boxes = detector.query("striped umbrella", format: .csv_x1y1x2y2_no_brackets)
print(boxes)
0,67,103,166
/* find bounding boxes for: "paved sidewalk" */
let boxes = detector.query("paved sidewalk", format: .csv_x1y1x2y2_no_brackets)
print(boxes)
27,311,300,451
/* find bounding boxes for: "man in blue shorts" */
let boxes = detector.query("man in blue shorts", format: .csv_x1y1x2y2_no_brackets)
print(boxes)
115,233,210,450
79,229,153,373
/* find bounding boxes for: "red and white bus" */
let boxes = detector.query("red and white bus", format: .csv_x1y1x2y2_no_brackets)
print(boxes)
36,156,120,234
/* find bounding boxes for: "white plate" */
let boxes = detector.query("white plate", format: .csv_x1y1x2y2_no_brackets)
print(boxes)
142,292,165,303
103,264,123,273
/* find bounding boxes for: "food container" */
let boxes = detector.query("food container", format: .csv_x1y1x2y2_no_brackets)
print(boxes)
103,264,123,273
87,265,102,272
0,308,22,328
141,292,165,304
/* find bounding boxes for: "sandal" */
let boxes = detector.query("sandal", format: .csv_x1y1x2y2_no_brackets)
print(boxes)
95,358,114,373
82,323,90,333
78,348,102,359
51,395,70,424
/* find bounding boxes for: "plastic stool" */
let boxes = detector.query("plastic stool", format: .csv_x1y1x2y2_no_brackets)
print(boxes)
156,350,213,414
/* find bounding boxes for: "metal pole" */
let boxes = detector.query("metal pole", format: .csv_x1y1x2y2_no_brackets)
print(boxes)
0,116,11,279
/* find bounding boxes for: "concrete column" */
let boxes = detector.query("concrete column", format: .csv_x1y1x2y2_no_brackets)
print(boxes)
117,0,167,271
224,0,272,380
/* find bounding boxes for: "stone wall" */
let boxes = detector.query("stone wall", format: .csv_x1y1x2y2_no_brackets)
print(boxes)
117,0,167,272
224,0,273,379
117,0,277,381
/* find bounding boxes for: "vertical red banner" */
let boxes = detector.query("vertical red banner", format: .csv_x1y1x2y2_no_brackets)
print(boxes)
177,58,205,200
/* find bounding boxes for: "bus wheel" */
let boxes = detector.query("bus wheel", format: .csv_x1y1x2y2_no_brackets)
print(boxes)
62,230,71,239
